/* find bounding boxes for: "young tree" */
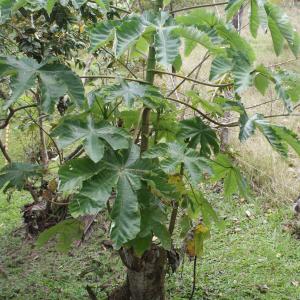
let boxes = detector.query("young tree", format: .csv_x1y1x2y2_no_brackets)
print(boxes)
1,0,300,298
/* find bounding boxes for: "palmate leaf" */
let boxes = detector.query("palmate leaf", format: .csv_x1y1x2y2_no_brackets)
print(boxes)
66,145,151,249
239,113,300,157
211,154,249,199
0,56,84,112
0,163,41,191
253,66,300,110
144,142,211,186
232,61,253,93
36,219,83,253
178,116,219,157
51,113,129,163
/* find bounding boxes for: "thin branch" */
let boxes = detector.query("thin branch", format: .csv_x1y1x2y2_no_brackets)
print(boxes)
0,104,37,129
65,145,84,161
170,1,228,14
166,97,238,127
264,113,300,119
152,70,233,88
101,47,137,78
268,58,299,68
79,75,149,84
110,5,131,14
0,137,11,164
24,109,63,165
245,99,277,110
189,257,197,300
168,52,210,97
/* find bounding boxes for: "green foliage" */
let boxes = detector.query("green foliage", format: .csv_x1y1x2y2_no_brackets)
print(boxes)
211,154,250,199
0,163,41,191
0,56,84,112
178,116,219,156
52,114,129,163
1,0,300,261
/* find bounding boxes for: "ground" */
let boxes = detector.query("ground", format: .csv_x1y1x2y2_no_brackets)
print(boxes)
1,190,300,300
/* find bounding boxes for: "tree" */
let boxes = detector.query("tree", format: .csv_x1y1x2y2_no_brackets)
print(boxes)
1,0,300,299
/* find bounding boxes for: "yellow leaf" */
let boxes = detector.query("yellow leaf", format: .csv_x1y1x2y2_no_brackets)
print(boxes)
168,174,185,195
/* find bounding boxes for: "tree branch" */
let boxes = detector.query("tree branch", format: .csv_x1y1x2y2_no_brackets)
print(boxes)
167,52,210,97
65,145,84,161
101,47,137,79
166,97,238,127
170,1,228,14
152,70,233,88
110,5,131,14
0,104,37,129
24,109,63,165
0,137,11,164
79,75,149,85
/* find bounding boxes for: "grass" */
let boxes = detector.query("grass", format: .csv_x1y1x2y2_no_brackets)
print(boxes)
1,190,300,299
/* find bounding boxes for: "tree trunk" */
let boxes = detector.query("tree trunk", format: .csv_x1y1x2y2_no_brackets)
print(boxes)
109,244,167,300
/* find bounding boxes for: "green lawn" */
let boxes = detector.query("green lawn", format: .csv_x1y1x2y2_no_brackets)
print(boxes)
1,191,299,300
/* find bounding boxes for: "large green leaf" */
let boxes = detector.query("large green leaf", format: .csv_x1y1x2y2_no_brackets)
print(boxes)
0,163,41,191
188,191,219,227
52,114,129,163
232,61,253,93
67,145,151,249
178,116,219,157
58,157,101,192
0,56,84,112
128,189,170,255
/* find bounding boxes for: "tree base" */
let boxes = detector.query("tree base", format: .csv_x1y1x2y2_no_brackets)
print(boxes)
110,244,167,300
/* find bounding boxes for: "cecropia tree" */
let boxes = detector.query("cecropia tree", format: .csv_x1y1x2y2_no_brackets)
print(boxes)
1,0,300,299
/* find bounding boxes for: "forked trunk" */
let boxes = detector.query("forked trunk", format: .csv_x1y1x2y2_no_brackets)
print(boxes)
109,244,167,300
